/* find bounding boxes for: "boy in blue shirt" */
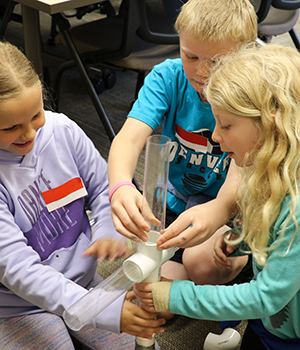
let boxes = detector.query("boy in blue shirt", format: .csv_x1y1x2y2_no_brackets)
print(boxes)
108,0,257,285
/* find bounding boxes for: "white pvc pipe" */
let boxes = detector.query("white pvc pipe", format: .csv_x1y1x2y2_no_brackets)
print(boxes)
63,231,176,332
64,135,173,335
125,231,176,348
135,135,171,349
203,328,241,350
63,262,142,331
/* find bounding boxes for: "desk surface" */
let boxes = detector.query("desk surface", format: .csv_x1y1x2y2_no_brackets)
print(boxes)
17,0,99,14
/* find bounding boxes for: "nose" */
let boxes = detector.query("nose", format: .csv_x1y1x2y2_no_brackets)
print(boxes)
212,125,222,144
20,123,36,141
196,60,211,78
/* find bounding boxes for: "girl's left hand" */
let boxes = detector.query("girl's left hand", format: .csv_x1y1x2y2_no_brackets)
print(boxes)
82,239,132,263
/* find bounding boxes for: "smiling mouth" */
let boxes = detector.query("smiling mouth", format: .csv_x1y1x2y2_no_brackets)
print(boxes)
13,140,33,148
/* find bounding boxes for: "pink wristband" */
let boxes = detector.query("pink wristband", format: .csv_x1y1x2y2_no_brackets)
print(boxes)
109,181,136,202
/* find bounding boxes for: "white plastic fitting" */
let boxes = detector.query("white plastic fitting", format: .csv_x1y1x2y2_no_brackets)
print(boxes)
123,230,176,283
124,230,176,348
63,231,176,332
64,135,173,336
203,328,241,350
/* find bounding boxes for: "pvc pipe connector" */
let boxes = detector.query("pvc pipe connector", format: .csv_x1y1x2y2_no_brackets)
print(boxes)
63,231,176,331
123,230,176,283
63,262,141,331
203,328,241,350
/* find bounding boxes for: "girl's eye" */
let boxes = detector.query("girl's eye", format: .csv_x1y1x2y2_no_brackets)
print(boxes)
33,112,41,120
221,125,231,130
2,125,18,132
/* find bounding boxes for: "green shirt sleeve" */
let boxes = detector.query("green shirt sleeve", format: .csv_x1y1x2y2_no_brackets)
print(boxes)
168,197,300,339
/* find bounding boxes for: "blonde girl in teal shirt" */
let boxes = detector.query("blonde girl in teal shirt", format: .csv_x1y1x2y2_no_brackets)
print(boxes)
135,44,300,349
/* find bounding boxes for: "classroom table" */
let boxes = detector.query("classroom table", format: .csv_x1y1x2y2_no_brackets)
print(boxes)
17,0,100,75
14,0,122,146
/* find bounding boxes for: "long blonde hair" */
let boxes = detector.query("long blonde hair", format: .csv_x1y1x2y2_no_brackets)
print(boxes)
206,45,300,265
175,0,257,44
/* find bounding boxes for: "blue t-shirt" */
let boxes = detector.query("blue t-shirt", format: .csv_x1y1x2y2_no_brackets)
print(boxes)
129,58,230,214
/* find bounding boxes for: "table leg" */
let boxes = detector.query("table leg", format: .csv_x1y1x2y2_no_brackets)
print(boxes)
21,4,43,76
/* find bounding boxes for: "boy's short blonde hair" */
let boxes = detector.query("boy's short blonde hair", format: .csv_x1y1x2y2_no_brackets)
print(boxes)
175,0,257,44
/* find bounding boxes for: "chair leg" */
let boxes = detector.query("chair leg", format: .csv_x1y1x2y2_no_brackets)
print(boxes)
52,13,116,142
0,0,17,38
134,70,145,100
51,60,77,111
289,28,300,51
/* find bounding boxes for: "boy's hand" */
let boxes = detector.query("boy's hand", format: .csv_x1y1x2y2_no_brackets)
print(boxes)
110,186,160,242
110,186,150,242
82,239,131,263
120,291,165,338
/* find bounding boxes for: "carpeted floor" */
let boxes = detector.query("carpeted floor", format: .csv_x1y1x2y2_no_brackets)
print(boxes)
1,2,300,349
97,254,246,350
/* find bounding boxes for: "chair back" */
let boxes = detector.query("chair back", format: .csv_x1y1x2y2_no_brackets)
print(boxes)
272,0,300,10
135,0,185,45
252,0,273,22
254,0,300,36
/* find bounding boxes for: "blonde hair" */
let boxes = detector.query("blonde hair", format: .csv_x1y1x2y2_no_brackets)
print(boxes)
0,41,41,102
175,0,257,44
206,44,300,265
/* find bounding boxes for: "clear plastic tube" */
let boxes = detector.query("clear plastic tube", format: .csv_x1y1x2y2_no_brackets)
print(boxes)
136,135,171,348
63,135,173,336
63,263,142,331
142,134,171,232
63,230,176,332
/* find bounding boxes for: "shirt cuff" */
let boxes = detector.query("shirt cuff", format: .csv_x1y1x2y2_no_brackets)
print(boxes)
152,281,172,312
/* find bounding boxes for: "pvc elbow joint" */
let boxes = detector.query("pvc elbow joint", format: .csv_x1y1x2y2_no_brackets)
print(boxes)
203,328,241,350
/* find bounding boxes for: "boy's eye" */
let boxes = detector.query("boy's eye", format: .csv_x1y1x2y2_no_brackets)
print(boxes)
188,55,198,60
184,52,197,60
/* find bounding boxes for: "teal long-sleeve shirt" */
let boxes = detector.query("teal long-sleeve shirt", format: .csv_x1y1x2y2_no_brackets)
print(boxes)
169,196,300,339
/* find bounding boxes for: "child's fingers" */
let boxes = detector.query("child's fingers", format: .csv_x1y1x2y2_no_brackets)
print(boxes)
213,249,232,270
214,242,228,261
125,290,136,302
111,189,151,241
140,302,156,313
82,239,129,262
141,199,161,227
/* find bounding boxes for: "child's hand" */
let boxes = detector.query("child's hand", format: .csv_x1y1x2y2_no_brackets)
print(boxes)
110,186,150,242
120,291,165,338
110,186,160,242
157,201,220,250
134,277,174,320
133,282,155,312
213,231,239,270
82,239,131,263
